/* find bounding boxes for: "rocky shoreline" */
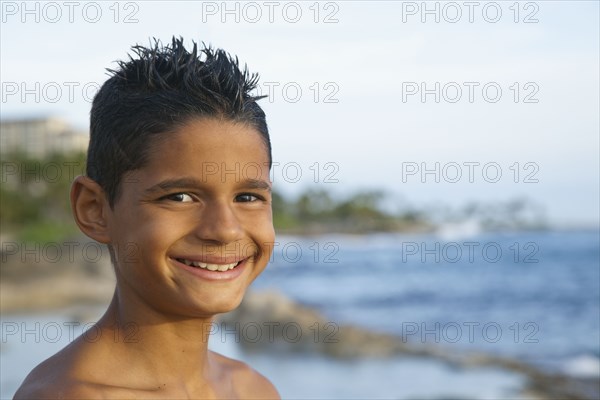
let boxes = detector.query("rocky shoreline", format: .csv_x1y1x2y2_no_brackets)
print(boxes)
1,244,115,314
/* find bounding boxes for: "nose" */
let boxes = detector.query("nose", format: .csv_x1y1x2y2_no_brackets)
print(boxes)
193,199,244,245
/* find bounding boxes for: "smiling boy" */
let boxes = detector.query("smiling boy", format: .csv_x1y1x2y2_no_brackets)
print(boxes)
14,38,279,399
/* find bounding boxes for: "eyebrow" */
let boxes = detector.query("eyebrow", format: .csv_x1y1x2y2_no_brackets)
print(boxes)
240,179,272,192
144,177,272,194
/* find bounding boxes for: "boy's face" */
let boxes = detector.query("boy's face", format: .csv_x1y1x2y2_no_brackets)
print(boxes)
105,118,274,317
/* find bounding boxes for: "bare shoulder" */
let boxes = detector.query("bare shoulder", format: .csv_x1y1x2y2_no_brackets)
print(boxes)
14,358,141,400
210,351,280,399
13,339,119,400
13,357,101,400
15,382,101,400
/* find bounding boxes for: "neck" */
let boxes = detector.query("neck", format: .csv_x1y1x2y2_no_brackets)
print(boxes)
95,289,216,385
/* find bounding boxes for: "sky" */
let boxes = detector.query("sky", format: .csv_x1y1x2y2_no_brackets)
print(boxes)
1,1,599,227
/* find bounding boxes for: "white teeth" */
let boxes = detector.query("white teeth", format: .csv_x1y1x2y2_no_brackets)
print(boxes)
179,259,239,272
206,264,219,271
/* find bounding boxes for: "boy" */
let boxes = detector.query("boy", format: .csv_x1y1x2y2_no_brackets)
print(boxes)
15,37,280,399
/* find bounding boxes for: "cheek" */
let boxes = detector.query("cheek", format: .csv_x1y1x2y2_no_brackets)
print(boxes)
248,208,274,234
256,222,276,260
110,210,181,263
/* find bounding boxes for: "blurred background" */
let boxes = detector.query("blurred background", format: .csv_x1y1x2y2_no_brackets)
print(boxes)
1,1,598,399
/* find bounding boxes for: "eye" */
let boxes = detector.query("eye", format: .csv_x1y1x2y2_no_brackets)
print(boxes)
235,193,261,203
162,193,194,203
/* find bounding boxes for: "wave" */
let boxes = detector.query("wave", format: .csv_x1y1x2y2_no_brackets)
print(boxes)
563,354,600,378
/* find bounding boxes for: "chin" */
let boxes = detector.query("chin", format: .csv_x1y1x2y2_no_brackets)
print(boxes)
192,292,246,316
215,296,245,314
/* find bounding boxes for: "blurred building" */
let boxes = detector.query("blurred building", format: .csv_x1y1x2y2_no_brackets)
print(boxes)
0,117,88,158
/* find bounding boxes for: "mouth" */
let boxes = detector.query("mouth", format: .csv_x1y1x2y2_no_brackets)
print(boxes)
175,258,241,272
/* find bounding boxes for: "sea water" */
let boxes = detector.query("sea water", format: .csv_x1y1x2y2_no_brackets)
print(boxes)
255,230,600,371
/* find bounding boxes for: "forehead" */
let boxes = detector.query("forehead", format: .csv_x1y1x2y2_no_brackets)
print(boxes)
141,118,271,179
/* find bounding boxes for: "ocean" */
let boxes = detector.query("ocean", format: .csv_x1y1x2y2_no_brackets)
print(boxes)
1,229,598,398
256,230,600,368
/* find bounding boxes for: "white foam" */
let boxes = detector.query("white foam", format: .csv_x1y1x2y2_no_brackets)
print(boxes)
563,354,600,378
436,219,482,241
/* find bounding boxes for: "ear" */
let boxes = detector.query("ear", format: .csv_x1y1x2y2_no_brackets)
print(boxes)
70,176,112,244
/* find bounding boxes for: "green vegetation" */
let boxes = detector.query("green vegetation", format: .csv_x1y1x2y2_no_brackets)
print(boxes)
1,151,86,243
273,189,427,234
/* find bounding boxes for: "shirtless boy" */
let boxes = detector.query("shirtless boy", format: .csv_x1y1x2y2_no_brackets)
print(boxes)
15,37,279,399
